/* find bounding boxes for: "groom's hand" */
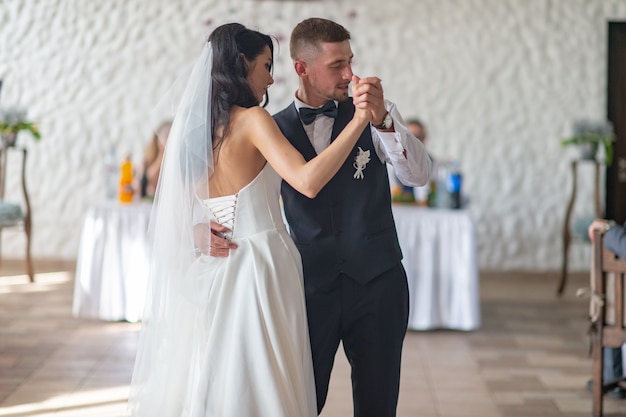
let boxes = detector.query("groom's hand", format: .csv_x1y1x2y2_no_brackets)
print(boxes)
193,221,238,257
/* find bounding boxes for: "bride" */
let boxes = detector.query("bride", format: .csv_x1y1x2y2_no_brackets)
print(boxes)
128,23,375,417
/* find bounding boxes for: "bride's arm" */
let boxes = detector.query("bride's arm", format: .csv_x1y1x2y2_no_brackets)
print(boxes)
247,86,371,198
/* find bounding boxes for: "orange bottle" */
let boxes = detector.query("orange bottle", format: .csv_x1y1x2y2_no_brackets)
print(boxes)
118,155,134,203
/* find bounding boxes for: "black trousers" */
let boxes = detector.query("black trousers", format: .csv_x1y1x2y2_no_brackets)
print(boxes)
304,263,409,417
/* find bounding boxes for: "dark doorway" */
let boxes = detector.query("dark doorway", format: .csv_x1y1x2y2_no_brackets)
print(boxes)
606,21,626,223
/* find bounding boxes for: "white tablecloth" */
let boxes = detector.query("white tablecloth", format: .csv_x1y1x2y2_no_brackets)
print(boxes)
392,204,480,331
72,201,152,322
71,200,480,328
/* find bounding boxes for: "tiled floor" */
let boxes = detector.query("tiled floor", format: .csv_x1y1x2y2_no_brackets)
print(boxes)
1,260,624,416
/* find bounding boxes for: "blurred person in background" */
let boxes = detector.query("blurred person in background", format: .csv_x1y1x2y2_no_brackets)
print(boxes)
389,118,434,205
139,120,171,199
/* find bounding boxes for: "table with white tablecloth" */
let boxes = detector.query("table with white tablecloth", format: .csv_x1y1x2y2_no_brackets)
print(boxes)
72,200,152,322
391,204,480,331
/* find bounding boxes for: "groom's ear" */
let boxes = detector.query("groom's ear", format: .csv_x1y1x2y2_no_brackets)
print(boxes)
294,60,307,77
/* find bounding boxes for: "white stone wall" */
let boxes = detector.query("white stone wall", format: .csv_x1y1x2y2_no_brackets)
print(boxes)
1,0,625,271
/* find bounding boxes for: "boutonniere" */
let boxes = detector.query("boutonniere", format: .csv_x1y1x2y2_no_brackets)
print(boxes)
353,147,371,179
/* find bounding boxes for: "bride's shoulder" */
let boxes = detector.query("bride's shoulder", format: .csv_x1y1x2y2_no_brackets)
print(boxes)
244,106,272,124
231,106,272,129
232,106,275,135
230,106,274,137
232,105,271,121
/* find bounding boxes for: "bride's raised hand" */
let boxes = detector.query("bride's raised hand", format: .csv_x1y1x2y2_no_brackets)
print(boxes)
351,75,374,124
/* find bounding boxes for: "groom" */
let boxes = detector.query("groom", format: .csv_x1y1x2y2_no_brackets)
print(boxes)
274,18,430,417
210,18,430,417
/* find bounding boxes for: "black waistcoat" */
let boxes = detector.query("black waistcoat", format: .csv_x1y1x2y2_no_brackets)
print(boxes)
274,100,403,290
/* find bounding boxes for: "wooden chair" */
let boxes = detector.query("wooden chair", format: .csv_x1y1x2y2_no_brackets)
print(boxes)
0,146,33,282
590,228,626,416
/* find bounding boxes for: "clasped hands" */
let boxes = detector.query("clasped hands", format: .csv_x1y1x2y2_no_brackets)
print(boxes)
351,75,388,127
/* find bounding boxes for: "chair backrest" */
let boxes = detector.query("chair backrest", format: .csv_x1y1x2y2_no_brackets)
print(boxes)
591,229,626,416
594,231,626,344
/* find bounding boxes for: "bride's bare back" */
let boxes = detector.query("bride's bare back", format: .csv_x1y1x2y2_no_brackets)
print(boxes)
209,106,267,198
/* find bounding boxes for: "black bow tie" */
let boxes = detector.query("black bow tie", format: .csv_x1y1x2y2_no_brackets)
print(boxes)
299,101,338,125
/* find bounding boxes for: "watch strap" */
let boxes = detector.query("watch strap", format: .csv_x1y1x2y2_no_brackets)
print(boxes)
373,113,392,130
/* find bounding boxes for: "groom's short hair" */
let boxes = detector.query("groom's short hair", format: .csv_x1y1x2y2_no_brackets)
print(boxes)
290,18,351,60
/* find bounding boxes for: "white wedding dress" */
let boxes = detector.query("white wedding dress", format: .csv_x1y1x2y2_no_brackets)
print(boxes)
131,164,317,417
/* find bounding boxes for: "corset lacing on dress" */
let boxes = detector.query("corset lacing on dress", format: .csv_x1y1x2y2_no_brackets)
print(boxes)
201,194,238,240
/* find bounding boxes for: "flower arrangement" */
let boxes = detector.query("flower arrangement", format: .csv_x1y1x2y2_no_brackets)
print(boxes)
0,108,41,146
560,120,615,165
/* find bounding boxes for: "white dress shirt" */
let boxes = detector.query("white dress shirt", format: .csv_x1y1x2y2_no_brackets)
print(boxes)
293,97,431,187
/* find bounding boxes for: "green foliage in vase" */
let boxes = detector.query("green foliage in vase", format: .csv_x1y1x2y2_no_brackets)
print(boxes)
560,120,614,165
0,108,41,140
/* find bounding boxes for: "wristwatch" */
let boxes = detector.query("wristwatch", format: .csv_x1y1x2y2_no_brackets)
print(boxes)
604,220,616,231
373,112,393,130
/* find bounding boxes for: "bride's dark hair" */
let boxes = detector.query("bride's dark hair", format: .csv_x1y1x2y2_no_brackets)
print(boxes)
208,23,274,151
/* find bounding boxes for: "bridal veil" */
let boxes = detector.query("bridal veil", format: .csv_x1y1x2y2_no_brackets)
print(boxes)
128,42,214,416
